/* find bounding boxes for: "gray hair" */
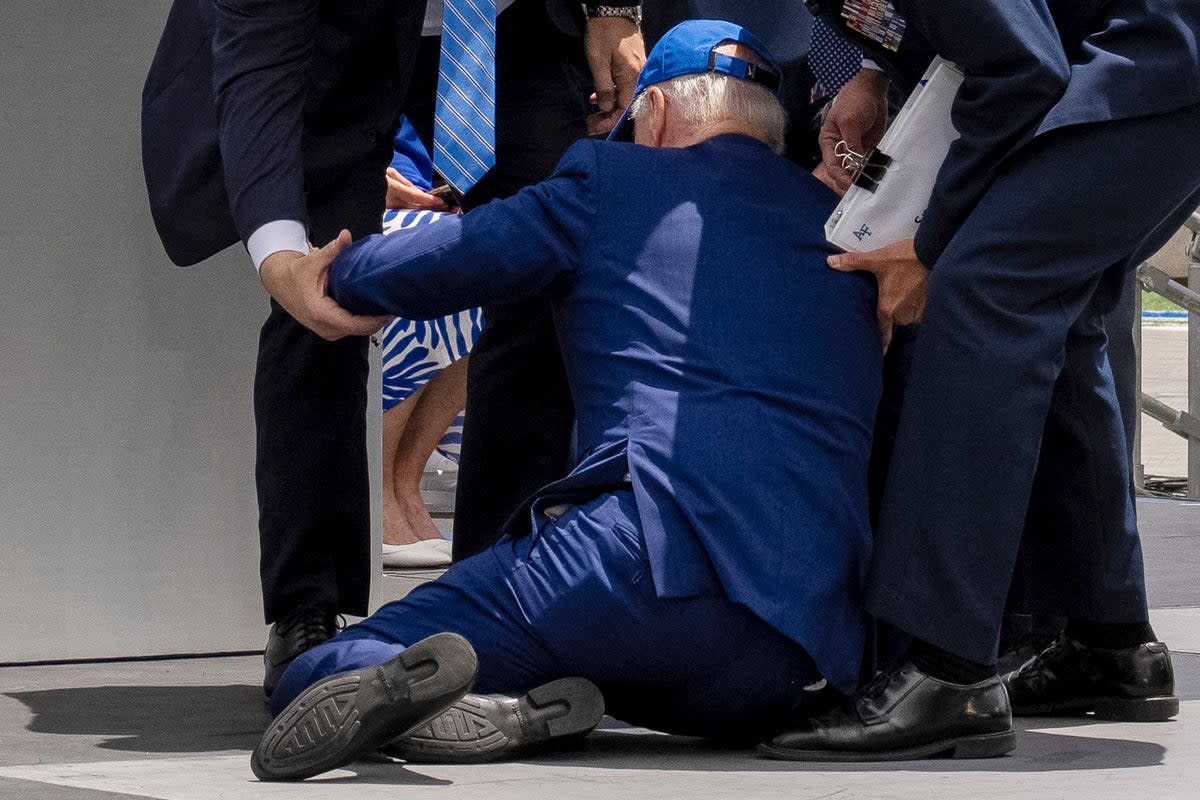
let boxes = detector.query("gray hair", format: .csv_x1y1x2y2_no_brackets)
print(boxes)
628,71,789,154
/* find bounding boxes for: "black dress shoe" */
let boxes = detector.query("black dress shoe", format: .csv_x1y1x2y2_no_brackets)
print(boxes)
263,607,340,699
251,632,479,781
1002,635,1179,721
758,662,1014,762
381,677,605,763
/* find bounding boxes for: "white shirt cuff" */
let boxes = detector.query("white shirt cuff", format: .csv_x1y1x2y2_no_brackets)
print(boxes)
247,220,310,272
862,58,884,72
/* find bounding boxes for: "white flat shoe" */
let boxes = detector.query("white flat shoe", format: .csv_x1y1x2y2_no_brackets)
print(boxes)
382,539,452,568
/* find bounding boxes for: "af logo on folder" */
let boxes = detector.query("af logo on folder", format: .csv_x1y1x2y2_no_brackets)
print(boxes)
825,57,964,253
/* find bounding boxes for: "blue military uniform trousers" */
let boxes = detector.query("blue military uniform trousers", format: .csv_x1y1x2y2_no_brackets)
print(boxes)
273,490,824,738
867,102,1200,664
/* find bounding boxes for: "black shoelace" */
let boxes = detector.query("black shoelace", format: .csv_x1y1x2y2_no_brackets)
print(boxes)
284,609,341,649
857,663,905,701
1015,635,1069,678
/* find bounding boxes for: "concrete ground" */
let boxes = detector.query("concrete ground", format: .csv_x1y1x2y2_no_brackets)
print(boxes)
0,323,1195,800
1140,324,1195,482
1,499,1197,800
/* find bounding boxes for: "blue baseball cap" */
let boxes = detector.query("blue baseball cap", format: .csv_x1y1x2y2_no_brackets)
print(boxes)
608,19,784,142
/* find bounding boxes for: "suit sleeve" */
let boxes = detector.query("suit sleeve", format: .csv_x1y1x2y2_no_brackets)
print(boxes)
211,0,317,242
897,0,1070,266
329,142,598,320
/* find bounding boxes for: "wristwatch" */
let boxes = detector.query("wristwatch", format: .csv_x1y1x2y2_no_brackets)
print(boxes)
581,3,642,27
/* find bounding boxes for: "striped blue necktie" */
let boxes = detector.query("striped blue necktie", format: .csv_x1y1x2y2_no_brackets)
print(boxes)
434,0,497,195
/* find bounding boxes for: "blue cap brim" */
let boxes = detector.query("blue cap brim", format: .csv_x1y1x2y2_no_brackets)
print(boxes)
604,19,784,144
606,105,635,142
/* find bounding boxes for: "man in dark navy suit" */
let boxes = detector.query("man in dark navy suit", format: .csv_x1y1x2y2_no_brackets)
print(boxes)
245,22,885,781
141,0,644,699
142,0,428,702
761,0,1200,761
449,0,646,562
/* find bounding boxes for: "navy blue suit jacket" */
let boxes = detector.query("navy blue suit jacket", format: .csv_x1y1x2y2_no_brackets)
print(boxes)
140,0,629,267
807,0,1200,266
141,0,432,266
330,135,884,692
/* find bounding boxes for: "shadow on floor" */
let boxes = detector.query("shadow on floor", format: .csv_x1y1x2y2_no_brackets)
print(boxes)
523,726,1168,774
312,757,453,787
3,685,1175,775
5,685,269,753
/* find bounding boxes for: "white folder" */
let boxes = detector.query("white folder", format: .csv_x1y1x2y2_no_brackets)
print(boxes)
825,57,964,253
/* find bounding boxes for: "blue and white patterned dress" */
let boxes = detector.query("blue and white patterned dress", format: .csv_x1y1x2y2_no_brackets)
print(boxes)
378,119,483,460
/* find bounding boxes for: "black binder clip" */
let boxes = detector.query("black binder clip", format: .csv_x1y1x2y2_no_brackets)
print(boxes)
835,140,893,194
853,149,893,193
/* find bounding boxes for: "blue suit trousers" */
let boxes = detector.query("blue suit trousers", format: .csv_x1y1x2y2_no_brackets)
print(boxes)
868,102,1200,664
274,490,824,738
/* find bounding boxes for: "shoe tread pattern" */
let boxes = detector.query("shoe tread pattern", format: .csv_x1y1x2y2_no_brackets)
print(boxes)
252,633,478,780
255,674,363,776
527,678,603,739
389,677,603,763
406,696,511,756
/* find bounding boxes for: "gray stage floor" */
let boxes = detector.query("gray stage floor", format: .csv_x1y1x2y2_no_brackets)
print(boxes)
1,497,1198,799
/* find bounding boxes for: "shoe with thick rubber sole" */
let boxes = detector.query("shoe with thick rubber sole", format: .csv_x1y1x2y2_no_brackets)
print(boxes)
382,677,605,763
251,632,478,781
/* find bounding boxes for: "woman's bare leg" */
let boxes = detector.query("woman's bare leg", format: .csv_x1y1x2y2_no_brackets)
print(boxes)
383,385,428,546
384,357,470,546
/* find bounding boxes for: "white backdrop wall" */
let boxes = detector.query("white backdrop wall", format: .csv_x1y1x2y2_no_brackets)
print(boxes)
0,2,382,662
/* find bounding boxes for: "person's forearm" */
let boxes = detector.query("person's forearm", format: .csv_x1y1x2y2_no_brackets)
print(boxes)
330,220,473,320
331,208,570,321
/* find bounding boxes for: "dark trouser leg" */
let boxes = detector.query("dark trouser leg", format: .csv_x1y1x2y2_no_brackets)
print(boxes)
453,301,574,560
1012,290,1146,624
871,254,1147,660
864,324,920,674
505,492,826,739
1005,269,1139,644
255,166,390,623
866,104,1200,664
255,304,371,623
452,0,589,560
269,535,564,715
279,490,826,737
252,1,424,627
1011,212,1187,633
869,324,920,527
1106,271,1140,461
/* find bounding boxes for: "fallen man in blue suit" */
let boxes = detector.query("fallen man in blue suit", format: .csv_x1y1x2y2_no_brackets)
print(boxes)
251,20,883,782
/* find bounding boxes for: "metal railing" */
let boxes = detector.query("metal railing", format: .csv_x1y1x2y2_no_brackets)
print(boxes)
1135,210,1200,499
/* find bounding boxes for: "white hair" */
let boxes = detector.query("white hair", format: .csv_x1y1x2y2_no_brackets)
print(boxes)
629,71,789,154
